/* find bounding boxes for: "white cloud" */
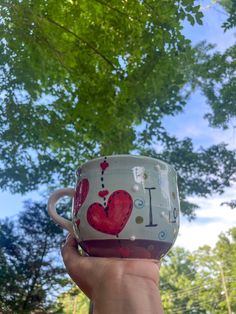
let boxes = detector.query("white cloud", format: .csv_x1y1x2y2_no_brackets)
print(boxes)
162,88,236,150
174,185,236,251
175,220,235,251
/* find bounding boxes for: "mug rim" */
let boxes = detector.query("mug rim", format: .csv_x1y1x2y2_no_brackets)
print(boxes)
77,154,176,173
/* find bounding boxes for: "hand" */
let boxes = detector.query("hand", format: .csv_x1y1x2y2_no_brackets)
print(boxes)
61,234,164,314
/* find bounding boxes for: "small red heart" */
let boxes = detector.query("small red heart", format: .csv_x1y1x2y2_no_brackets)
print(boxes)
87,190,133,235
98,190,109,198
100,161,109,171
73,178,89,215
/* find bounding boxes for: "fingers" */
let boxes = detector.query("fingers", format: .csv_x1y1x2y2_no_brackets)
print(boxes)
61,234,80,266
61,234,95,297
61,234,92,275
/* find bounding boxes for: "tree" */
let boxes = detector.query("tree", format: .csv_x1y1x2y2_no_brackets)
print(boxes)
160,228,236,313
0,0,235,219
53,285,90,314
0,0,203,190
191,230,236,313
191,41,236,130
0,201,67,313
214,228,236,312
187,0,236,209
160,247,201,313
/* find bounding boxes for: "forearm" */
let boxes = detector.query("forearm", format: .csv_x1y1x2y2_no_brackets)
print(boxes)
93,273,164,314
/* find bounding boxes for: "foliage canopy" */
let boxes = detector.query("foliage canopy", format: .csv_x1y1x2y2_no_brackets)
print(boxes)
0,0,235,216
160,228,236,313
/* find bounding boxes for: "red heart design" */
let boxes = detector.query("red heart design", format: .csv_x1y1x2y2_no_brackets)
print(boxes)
73,178,89,215
100,161,109,171
98,190,109,198
87,190,133,235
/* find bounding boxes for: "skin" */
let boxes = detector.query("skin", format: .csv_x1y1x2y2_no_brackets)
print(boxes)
61,234,164,314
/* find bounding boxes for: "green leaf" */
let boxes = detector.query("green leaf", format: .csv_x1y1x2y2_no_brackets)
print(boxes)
196,11,204,25
187,13,195,25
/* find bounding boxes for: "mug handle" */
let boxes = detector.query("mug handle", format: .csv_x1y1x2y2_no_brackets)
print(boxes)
48,188,75,234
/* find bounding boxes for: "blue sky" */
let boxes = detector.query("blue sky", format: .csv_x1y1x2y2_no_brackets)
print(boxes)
0,1,235,251
164,1,236,250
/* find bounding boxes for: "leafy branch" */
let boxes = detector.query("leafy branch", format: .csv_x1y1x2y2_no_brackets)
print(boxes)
92,0,143,23
43,16,117,69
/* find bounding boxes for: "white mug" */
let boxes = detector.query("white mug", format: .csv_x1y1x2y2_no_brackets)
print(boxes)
48,155,180,259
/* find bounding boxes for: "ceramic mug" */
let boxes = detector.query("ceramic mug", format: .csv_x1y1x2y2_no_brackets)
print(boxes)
48,155,180,259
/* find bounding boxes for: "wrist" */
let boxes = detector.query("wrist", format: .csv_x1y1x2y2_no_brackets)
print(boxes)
93,268,163,314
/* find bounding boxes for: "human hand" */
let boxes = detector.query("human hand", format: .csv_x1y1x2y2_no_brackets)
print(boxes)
61,234,163,314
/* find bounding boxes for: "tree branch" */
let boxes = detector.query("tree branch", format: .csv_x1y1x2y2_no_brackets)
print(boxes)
43,16,117,69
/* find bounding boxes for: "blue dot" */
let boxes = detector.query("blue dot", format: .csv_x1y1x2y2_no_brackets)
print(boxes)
158,231,167,240
134,198,145,209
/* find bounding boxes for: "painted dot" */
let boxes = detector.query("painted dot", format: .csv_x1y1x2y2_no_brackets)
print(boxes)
134,198,145,209
172,192,176,199
132,184,139,192
135,216,144,224
130,236,136,241
158,231,167,240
